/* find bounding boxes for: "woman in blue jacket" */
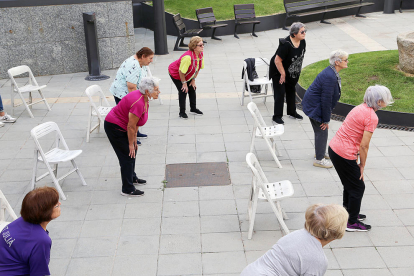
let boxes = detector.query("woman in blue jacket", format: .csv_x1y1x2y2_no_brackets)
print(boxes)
302,50,349,168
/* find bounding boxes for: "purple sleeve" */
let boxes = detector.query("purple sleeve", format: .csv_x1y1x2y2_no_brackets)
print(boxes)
29,241,51,276
130,99,144,119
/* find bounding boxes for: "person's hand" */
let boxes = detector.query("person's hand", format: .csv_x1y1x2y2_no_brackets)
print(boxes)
279,74,286,84
358,163,364,180
129,140,137,158
320,123,329,130
181,83,188,93
190,79,196,90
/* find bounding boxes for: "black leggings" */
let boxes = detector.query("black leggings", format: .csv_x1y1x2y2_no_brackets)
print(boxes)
170,75,196,113
272,78,297,120
328,146,365,223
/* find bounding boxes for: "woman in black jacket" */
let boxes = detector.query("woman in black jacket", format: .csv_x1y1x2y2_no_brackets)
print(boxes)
301,50,349,168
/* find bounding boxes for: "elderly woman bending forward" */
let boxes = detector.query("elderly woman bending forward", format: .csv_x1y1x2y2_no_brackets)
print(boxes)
329,85,393,232
105,77,161,197
241,204,348,276
302,50,349,169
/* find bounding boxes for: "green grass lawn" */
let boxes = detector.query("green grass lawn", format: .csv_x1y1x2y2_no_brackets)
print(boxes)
299,50,414,113
157,0,285,20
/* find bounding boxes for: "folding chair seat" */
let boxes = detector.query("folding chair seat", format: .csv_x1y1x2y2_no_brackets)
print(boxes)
246,153,294,239
241,58,273,106
247,102,284,168
8,65,51,118
0,190,18,231
31,122,87,200
85,85,112,142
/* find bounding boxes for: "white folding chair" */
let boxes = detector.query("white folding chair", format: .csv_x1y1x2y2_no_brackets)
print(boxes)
247,102,284,168
8,65,51,118
0,190,18,231
146,67,163,105
246,153,294,239
85,85,112,142
31,122,87,200
241,57,273,106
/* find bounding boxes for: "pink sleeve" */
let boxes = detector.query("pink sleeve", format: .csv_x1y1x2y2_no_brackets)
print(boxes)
130,99,144,119
364,112,378,132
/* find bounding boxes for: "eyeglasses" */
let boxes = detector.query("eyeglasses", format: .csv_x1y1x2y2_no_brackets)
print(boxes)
197,44,204,47
54,202,61,208
342,59,349,62
300,30,307,34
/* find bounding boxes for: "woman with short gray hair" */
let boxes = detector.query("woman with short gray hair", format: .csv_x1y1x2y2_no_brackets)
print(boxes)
302,50,349,168
329,85,393,231
104,76,161,197
269,22,307,125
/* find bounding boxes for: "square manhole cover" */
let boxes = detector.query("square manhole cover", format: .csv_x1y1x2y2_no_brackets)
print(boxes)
165,162,230,188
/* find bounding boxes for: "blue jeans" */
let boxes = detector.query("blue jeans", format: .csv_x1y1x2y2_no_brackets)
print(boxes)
0,93,4,112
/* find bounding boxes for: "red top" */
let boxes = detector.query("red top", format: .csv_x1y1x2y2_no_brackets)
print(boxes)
329,103,378,160
105,90,148,131
168,50,203,81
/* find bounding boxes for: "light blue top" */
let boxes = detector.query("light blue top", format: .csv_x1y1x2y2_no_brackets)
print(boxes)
109,56,148,99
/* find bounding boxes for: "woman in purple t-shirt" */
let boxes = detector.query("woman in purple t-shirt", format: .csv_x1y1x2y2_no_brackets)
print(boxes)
105,76,161,197
0,187,61,276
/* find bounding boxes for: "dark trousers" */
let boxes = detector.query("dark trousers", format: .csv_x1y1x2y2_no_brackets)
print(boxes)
328,146,365,224
310,118,329,160
272,78,297,120
170,75,196,113
104,121,138,193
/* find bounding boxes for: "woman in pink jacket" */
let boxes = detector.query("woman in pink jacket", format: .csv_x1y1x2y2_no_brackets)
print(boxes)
169,36,204,119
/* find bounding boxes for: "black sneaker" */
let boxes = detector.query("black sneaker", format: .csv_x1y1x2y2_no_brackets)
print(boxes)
288,113,303,121
133,178,147,185
137,131,147,139
121,189,144,197
190,109,203,116
346,221,371,232
179,112,188,119
358,214,366,221
273,117,284,125
136,139,141,146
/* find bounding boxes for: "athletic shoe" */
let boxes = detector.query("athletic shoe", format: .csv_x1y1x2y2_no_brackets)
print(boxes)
121,189,144,197
315,154,330,160
190,109,203,116
0,122,4,127
313,158,333,168
179,112,188,119
137,131,147,139
133,178,147,185
358,214,366,221
273,117,284,125
0,113,16,123
288,113,303,121
346,221,371,232
137,139,141,146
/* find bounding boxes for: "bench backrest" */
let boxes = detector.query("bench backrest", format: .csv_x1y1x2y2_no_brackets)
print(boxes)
196,7,217,28
234,4,257,23
173,13,186,33
284,0,363,14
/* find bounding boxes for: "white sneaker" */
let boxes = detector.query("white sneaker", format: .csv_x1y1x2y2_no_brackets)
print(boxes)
313,158,333,168
0,113,16,123
0,121,4,127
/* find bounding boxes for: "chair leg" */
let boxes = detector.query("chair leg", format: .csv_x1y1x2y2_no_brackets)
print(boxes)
174,36,186,51
45,162,66,200
71,160,87,186
320,13,331,24
10,85,15,116
86,110,92,143
241,81,246,106
247,85,253,104
283,16,289,30
211,28,221,40
54,164,58,177
247,187,260,240
264,136,282,168
252,23,258,37
38,89,51,111
31,150,39,190
355,7,366,17
277,201,289,220
18,92,34,118
263,84,268,103
97,117,100,134
179,37,188,47
234,24,239,39
249,127,256,153
269,199,290,235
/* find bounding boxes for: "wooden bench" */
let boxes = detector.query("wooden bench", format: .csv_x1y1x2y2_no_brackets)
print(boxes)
172,13,203,51
196,7,228,40
283,0,374,30
234,4,261,39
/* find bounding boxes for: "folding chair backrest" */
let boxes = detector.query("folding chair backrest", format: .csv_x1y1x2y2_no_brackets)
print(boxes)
85,85,110,108
255,57,270,67
0,190,18,222
31,122,69,152
146,66,153,77
8,65,38,88
247,102,267,128
246,152,270,186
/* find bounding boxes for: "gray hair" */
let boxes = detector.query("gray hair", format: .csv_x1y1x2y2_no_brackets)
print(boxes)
290,22,306,37
138,76,160,95
364,85,394,110
329,50,348,66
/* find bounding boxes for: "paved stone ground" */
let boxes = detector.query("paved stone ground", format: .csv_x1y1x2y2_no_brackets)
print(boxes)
1,10,414,276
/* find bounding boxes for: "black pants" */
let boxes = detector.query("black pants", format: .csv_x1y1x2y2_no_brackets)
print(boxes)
104,121,138,193
170,75,196,113
310,118,329,160
272,78,297,120
328,146,365,224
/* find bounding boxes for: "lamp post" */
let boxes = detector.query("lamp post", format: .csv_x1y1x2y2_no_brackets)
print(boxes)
153,0,169,55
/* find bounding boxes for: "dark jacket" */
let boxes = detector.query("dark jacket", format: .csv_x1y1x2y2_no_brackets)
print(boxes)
302,66,341,123
242,58,256,81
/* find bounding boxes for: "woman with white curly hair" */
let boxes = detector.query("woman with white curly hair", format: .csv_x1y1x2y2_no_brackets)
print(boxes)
104,76,161,197
329,85,393,231
302,50,349,169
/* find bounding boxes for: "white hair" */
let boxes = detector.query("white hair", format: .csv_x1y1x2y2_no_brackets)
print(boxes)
290,22,306,37
138,76,160,95
364,85,394,110
329,50,348,66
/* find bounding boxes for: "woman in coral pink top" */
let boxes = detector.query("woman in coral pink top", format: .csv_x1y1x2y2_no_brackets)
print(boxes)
328,85,393,232
105,77,160,197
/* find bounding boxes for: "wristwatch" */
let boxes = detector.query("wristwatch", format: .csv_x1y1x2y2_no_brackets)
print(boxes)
182,81,186,84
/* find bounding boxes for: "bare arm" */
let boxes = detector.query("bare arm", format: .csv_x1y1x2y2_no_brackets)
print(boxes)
127,112,140,158
358,131,373,180
275,55,286,84
127,82,138,93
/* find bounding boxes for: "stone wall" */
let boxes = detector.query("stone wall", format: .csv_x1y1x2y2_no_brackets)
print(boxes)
0,1,135,79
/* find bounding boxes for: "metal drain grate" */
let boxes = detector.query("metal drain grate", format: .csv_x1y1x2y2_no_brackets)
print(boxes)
165,162,231,188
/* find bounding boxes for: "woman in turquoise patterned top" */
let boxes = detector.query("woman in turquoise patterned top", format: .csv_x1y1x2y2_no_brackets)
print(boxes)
110,47,154,147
